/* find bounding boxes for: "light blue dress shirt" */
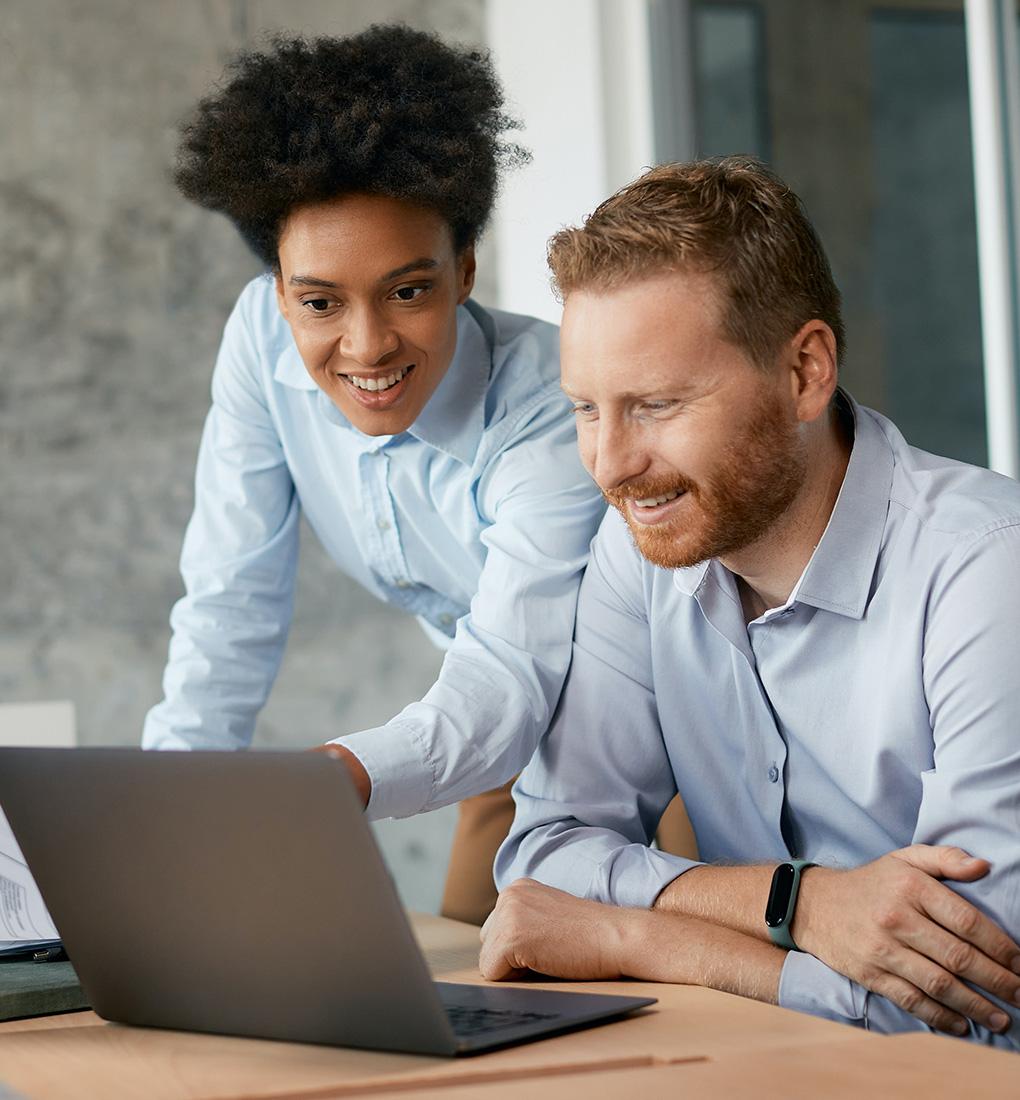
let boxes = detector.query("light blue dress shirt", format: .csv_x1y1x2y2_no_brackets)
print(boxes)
497,396,1020,1050
142,276,606,820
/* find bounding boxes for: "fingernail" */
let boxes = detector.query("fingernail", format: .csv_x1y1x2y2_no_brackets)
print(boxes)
990,1012,1009,1031
952,1020,969,1036
1011,955,1020,975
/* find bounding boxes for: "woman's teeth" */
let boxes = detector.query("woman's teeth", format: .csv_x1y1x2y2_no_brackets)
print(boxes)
342,365,412,391
634,490,681,507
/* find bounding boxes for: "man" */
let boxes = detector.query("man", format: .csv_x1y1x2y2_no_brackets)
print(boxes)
481,158,1020,1049
141,27,606,924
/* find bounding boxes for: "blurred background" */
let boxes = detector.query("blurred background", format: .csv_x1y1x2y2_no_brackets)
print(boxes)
4,0,1020,910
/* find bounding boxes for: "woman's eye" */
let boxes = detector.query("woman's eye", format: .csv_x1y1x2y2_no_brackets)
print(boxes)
302,298,333,313
392,285,428,302
571,402,597,417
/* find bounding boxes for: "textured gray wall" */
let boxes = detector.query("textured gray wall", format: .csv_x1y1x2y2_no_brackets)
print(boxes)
2,0,495,912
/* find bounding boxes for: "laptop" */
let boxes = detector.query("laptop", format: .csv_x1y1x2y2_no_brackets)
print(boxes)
0,748,654,1055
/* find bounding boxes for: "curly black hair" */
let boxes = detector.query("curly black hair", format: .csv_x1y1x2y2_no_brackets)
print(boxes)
174,25,528,266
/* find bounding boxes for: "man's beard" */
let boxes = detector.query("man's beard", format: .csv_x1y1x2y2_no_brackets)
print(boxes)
603,389,808,570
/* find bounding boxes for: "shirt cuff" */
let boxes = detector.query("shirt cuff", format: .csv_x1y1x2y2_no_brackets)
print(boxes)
778,950,867,1026
329,720,435,822
589,845,703,909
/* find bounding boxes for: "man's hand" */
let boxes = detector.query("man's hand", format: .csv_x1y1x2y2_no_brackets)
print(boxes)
479,879,634,981
310,743,371,808
480,879,785,1002
793,845,1020,1036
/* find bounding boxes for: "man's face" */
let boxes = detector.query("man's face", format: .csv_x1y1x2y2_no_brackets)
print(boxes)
275,193,475,436
560,270,807,570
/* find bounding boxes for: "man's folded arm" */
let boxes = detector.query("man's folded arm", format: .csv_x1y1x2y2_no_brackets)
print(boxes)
496,513,1020,1048
656,524,1020,1048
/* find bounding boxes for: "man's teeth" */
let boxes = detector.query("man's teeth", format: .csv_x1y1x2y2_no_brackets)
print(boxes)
634,490,681,507
342,365,411,391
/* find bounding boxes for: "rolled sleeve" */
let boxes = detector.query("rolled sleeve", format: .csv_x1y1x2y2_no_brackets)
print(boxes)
779,953,1020,1051
778,952,868,1027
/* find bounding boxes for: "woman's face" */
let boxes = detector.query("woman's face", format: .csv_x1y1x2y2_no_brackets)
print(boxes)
275,193,475,436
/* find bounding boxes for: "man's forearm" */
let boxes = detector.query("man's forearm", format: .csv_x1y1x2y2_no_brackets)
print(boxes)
653,864,778,940
620,908,785,1003
653,847,1020,1038
479,879,784,1002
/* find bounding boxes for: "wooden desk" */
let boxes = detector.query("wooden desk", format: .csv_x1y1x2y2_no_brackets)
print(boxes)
364,1032,1020,1100
0,914,1009,1099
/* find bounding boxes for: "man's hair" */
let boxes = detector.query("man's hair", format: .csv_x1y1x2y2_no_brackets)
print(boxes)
547,157,845,368
174,25,527,266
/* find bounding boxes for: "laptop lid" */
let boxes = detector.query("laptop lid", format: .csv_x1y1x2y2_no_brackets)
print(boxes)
0,748,460,1052
0,748,655,1056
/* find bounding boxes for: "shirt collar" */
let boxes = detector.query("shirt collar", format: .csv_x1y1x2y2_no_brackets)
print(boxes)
273,343,317,390
792,392,892,619
272,301,490,465
404,300,491,464
672,391,894,619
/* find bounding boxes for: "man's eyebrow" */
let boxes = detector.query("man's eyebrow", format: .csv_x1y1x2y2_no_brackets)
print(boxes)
288,258,440,290
561,380,700,401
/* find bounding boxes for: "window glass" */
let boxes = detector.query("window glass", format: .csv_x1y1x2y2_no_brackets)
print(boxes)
693,3,769,160
870,10,984,464
686,0,987,465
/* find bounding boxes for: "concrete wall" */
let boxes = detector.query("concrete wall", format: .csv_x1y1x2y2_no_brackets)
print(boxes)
1,0,493,912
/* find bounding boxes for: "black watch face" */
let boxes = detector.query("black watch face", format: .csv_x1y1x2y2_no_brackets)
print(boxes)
765,863,796,928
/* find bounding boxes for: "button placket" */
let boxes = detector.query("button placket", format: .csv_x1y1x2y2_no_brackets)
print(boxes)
360,448,414,599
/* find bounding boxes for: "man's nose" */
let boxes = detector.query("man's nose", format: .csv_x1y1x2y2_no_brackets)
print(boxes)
588,418,648,493
340,307,400,366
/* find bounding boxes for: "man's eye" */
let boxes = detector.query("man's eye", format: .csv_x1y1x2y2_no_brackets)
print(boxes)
641,401,674,413
302,298,333,313
391,285,428,302
571,402,597,417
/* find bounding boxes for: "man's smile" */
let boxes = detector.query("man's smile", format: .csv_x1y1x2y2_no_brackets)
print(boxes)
627,490,688,526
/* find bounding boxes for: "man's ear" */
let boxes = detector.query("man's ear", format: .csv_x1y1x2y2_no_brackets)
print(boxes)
274,270,290,321
786,320,838,424
457,246,477,305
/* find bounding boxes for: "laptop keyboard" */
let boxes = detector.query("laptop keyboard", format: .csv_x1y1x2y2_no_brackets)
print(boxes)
445,1003,561,1037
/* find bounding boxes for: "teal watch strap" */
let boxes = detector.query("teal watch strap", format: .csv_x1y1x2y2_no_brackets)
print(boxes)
764,859,816,951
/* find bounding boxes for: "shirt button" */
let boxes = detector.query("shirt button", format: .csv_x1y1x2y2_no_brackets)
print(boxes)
768,764,780,783
377,518,390,531
439,613,454,627
395,579,410,589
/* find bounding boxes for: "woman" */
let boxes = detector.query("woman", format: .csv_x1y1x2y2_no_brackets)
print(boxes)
142,25,606,924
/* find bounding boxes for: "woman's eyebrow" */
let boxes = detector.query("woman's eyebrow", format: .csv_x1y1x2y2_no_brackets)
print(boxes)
288,258,440,290
379,257,440,281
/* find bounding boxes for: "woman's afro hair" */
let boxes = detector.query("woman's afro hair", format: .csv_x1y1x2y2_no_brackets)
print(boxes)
173,24,528,266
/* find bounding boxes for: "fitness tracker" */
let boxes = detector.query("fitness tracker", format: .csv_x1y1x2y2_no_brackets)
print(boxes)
764,859,816,951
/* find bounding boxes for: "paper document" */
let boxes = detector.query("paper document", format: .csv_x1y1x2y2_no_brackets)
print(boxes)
0,806,59,954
